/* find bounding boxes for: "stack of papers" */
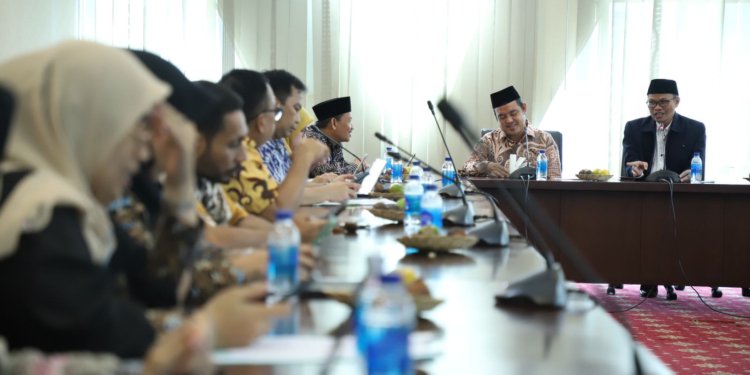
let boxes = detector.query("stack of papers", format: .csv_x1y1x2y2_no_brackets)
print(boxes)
212,332,441,365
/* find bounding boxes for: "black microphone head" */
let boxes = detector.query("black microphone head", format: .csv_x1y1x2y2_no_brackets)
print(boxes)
437,99,478,148
387,151,403,161
427,100,434,113
374,132,389,143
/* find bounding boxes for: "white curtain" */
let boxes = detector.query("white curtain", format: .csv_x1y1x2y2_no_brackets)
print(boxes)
541,0,750,179
76,0,225,81
2,0,748,179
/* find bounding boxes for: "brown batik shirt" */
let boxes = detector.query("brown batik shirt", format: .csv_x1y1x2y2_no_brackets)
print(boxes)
463,126,561,179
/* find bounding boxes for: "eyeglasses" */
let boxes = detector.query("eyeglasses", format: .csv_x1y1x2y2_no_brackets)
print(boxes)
258,107,284,121
646,99,674,108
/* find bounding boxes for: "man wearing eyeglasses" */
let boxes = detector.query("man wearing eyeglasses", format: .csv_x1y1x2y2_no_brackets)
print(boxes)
463,85,561,179
219,69,328,223
622,79,706,183
621,79,706,299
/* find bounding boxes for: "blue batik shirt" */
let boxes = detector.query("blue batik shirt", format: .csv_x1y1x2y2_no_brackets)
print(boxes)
258,138,292,183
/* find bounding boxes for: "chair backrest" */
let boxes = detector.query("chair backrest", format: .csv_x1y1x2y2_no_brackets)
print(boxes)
547,130,562,170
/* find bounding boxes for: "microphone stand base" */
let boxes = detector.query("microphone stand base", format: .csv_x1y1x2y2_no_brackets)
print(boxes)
443,203,474,227
468,219,509,246
495,263,568,309
438,183,463,198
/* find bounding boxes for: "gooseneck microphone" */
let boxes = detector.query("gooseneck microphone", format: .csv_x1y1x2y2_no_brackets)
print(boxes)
436,98,593,308
427,100,462,183
311,124,365,162
427,100,508,245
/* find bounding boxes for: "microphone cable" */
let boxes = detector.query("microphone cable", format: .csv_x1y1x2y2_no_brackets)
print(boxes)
310,124,365,163
662,179,750,319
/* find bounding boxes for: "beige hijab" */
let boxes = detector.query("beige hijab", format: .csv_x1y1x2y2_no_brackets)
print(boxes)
0,41,170,264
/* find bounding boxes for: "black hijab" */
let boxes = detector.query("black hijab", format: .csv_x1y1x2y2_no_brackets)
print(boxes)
0,85,14,158
126,50,219,222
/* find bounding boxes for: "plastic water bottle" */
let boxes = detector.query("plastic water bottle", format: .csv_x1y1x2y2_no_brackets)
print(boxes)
267,209,300,296
409,161,424,179
357,274,416,375
384,146,393,174
691,152,703,183
536,150,548,181
420,184,443,229
404,175,424,235
421,170,434,191
356,254,383,354
391,159,403,184
441,156,455,187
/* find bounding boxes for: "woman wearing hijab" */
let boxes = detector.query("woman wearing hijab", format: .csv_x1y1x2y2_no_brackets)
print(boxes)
0,85,12,157
0,41,288,364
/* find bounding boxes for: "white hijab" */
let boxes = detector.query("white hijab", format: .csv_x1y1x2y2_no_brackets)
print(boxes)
0,41,170,264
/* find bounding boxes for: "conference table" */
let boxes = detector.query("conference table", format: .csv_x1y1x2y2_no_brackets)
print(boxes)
469,177,750,288
217,196,670,374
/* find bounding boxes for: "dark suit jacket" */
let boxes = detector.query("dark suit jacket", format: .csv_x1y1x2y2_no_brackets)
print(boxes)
621,113,706,179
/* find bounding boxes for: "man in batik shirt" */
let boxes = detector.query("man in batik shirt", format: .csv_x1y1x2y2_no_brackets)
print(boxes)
303,96,359,177
463,86,561,179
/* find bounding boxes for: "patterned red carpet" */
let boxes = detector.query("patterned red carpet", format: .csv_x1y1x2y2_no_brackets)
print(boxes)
578,284,750,375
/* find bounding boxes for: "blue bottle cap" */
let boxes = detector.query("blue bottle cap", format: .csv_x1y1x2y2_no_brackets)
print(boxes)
380,274,401,284
275,209,293,220
409,175,420,181
387,146,393,151
425,184,438,191
413,161,420,166
539,150,546,154
445,156,451,161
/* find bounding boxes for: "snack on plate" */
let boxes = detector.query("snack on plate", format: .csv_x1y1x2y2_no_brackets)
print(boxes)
397,228,479,251
577,168,613,181
369,201,404,222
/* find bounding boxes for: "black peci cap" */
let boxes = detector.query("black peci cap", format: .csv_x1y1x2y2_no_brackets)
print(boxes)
490,85,521,108
312,96,351,119
647,79,679,95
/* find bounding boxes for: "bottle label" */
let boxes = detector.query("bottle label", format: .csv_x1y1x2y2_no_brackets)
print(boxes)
538,160,547,174
442,170,455,186
420,207,443,228
405,194,421,214
267,244,299,293
391,163,403,182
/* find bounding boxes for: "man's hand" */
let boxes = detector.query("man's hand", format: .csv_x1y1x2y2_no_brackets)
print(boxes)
333,174,355,182
313,172,338,184
294,214,328,243
293,138,329,168
201,284,290,348
228,250,268,281
322,181,359,201
679,169,691,182
626,161,649,178
143,312,213,375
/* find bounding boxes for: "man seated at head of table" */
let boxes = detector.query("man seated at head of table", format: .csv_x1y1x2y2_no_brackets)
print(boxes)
622,78,706,183
463,85,561,179
303,96,363,178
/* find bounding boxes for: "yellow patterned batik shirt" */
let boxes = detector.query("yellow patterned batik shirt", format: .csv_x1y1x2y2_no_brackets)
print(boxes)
222,138,279,215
